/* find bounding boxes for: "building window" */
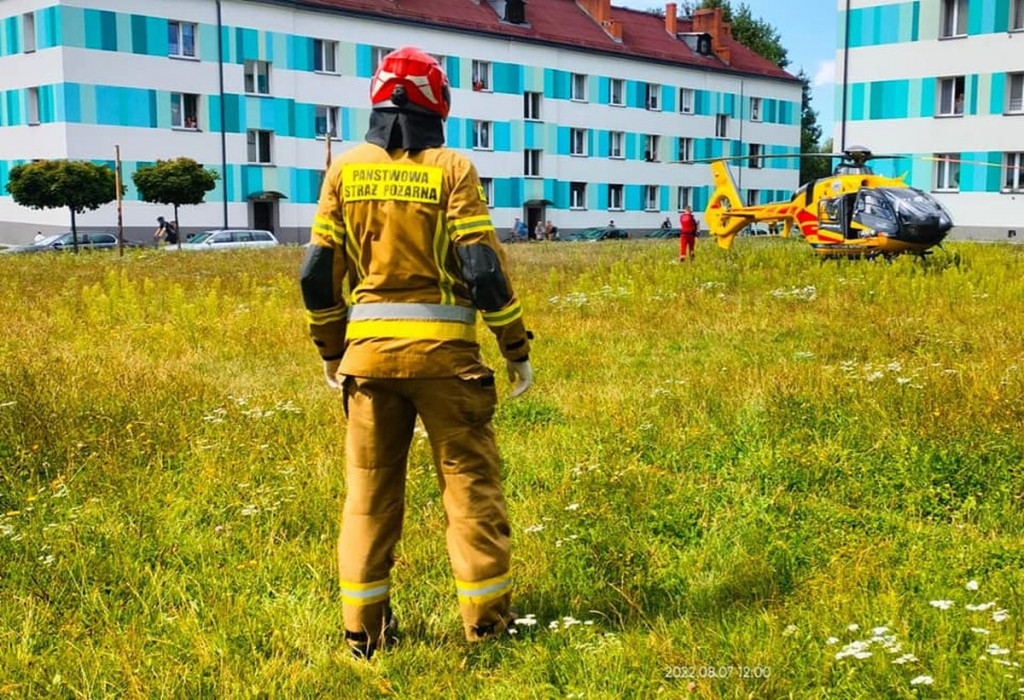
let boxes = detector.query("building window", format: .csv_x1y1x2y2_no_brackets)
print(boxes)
570,182,587,209
570,128,588,156
937,76,965,116
609,131,624,159
941,0,968,37
644,185,659,211
524,149,541,177
1014,0,1024,30
244,60,271,95
473,120,492,149
644,134,660,162
23,13,35,53
524,92,542,120
571,73,588,102
314,39,338,73
750,96,762,122
1004,152,1024,192
316,105,339,138
715,113,729,138
429,53,446,68
171,93,199,129
479,177,494,207
247,129,273,164
678,137,693,162
472,60,491,91
746,189,760,206
934,153,960,192
609,184,624,211
168,20,197,58
1008,73,1024,113
609,78,625,106
646,83,661,111
677,186,692,211
372,46,394,74
27,87,40,125
679,88,695,114
748,143,763,169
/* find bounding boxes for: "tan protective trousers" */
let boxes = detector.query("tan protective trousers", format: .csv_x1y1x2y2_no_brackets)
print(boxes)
338,374,512,645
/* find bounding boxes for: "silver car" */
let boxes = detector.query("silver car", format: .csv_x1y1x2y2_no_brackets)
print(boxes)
170,229,280,250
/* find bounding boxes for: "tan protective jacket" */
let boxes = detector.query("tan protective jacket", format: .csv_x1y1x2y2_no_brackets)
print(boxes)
304,143,530,378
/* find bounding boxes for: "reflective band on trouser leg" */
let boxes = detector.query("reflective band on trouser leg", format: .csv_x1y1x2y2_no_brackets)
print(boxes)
456,573,511,605
340,579,391,607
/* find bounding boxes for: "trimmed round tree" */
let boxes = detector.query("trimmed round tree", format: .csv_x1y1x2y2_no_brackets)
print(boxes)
132,158,219,249
6,159,121,252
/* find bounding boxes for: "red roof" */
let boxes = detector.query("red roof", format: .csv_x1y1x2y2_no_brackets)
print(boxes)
290,0,798,82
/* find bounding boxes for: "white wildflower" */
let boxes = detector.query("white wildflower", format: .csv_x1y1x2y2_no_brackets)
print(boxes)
966,602,996,611
826,637,840,645
783,625,798,636
896,377,912,385
866,371,884,382
930,600,954,610
993,609,1010,622
523,524,545,533
240,505,259,516
971,628,991,635
893,654,919,665
565,503,580,511
910,675,933,686
886,361,903,373
514,617,538,627
966,580,979,591
847,623,860,632
987,645,1011,656
872,626,890,636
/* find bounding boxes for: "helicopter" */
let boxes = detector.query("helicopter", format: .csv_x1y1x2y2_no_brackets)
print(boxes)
697,146,954,258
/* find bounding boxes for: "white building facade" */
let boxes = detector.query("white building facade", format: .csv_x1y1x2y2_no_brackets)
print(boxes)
837,0,1024,240
0,0,802,245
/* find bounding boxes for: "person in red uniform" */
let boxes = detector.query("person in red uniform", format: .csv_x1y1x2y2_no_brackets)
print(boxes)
679,205,697,262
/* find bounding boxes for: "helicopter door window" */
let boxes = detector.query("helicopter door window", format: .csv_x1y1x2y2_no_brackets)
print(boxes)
818,198,843,233
852,190,898,235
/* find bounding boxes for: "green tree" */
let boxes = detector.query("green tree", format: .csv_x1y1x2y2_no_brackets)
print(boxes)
6,159,121,253
132,158,218,249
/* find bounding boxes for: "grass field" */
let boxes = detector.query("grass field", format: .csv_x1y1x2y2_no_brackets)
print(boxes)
0,238,1022,698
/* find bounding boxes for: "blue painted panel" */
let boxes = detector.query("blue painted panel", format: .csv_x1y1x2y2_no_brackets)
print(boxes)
446,56,461,89
493,121,511,151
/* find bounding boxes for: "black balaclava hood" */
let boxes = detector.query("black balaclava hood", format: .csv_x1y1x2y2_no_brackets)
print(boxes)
366,86,446,152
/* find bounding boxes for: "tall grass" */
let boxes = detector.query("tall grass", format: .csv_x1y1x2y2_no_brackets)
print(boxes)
1,239,1022,697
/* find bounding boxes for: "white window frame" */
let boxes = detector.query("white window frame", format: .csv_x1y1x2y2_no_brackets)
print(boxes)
1004,152,1024,192
372,46,395,74
524,92,542,121
644,134,660,162
524,149,541,178
27,87,40,125
646,83,661,111
247,129,273,164
679,88,695,114
644,185,659,212
715,113,729,138
570,182,587,210
479,177,494,208
472,120,492,150
746,189,760,206
570,73,588,102
1014,0,1024,30
609,131,624,159
171,92,199,130
609,78,625,107
472,60,492,92
244,60,272,95
676,186,692,211
750,96,762,122
608,184,624,211
570,128,588,157
677,137,693,162
315,105,339,138
314,39,338,74
1008,73,1024,114
23,13,36,53
941,0,968,37
937,75,965,116
934,153,960,192
748,143,763,169
168,20,198,59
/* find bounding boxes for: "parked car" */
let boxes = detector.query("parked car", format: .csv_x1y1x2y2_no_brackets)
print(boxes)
0,231,141,254
646,227,680,239
563,227,630,242
168,229,280,250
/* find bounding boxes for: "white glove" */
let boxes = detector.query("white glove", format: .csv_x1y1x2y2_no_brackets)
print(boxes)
505,359,533,399
323,359,342,390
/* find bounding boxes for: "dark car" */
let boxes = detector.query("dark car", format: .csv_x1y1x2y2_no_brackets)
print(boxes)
563,227,630,242
646,227,680,239
1,232,140,254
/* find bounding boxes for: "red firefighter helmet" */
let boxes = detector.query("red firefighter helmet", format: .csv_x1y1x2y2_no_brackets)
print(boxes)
370,47,451,119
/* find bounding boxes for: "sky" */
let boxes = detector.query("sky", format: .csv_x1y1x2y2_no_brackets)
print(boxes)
615,0,839,141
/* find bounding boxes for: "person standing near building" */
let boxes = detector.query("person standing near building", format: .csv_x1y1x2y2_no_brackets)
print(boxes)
300,47,533,659
679,205,697,262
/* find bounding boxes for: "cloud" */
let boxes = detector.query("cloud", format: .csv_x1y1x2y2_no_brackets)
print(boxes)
813,60,836,87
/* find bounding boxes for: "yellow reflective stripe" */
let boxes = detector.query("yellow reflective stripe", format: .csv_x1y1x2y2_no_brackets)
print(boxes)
339,210,366,281
449,215,492,231
346,319,477,342
313,215,345,245
481,301,522,327
434,216,456,305
456,574,511,604
340,579,390,606
449,223,494,241
306,306,347,325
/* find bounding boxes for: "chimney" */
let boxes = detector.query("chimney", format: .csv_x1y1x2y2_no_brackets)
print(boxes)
692,7,731,65
577,0,622,41
665,3,677,35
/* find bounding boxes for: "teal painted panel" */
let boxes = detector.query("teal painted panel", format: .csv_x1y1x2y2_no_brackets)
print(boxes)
920,77,935,117
990,73,1005,114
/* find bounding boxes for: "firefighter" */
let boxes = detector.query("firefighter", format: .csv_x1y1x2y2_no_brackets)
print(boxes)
299,47,533,659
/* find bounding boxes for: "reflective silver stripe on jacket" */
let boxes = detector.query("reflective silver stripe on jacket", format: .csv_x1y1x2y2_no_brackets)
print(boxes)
348,303,476,324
